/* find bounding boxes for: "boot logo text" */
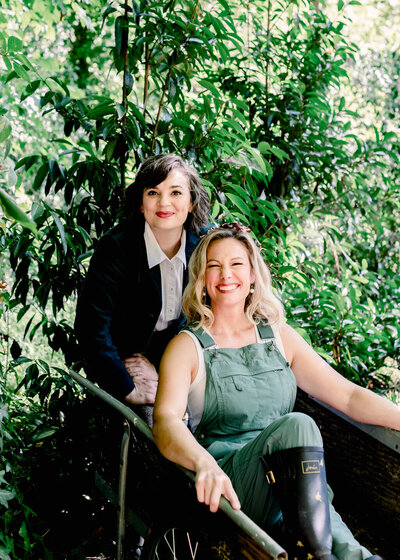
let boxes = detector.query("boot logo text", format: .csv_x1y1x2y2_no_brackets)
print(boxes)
301,460,321,474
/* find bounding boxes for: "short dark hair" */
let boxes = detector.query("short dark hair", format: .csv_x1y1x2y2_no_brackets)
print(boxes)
124,154,210,234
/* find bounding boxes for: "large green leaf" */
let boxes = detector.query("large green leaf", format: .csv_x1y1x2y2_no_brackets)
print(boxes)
0,31,6,52
50,211,68,254
225,192,249,215
0,116,11,143
198,78,221,98
0,188,37,234
7,35,22,52
0,489,15,508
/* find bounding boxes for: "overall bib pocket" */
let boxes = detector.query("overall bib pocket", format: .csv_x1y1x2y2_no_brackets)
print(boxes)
211,360,291,431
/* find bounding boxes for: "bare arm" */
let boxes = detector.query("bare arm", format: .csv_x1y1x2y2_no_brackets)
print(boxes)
153,333,240,512
281,323,400,431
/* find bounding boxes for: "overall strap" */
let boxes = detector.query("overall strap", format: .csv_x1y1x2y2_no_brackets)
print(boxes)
257,320,275,340
184,324,217,349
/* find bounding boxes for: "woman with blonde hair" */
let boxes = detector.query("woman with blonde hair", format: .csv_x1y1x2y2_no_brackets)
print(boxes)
153,223,398,559
182,222,284,331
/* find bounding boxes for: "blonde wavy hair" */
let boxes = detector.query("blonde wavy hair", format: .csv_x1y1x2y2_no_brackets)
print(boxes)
182,227,285,329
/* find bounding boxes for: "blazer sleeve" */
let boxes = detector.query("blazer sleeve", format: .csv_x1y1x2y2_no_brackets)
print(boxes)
75,232,135,399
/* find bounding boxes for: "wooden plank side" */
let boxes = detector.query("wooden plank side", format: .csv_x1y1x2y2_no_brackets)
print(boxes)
295,389,400,559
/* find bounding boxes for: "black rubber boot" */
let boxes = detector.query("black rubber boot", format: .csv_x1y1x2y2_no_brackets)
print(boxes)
263,446,337,560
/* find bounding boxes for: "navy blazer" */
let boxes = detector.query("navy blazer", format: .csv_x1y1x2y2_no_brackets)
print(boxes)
75,218,201,398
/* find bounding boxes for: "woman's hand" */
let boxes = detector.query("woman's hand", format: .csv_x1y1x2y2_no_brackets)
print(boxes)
124,353,158,379
195,458,241,513
124,354,158,404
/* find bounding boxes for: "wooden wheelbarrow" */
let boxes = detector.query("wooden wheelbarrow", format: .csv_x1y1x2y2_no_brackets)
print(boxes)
66,369,400,560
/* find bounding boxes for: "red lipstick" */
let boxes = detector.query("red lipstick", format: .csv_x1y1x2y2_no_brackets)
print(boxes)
156,212,174,218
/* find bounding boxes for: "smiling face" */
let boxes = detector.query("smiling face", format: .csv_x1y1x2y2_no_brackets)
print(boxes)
205,238,255,309
140,168,193,235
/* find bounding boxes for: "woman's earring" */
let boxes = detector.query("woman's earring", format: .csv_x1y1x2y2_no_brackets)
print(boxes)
202,288,207,300
249,283,255,294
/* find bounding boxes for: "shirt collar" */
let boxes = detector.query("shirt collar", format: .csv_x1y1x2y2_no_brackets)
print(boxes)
144,222,187,268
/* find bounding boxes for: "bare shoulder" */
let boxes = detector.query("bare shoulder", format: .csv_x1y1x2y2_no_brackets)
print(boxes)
164,331,198,357
280,322,303,341
161,331,199,381
279,323,307,363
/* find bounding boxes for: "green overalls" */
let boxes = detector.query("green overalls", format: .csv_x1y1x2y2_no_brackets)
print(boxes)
187,322,371,560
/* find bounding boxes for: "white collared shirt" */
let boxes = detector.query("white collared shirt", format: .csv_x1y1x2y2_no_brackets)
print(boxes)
144,222,186,331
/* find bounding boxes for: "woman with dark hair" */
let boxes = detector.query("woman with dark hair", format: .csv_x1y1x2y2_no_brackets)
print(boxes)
153,224,399,560
75,154,210,407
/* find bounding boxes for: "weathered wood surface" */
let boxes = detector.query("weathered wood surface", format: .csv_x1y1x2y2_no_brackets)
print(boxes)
295,389,400,560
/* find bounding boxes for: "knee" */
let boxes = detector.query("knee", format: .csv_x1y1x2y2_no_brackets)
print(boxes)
278,412,323,448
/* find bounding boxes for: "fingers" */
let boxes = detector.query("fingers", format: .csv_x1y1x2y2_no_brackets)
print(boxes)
124,357,144,374
134,377,158,393
124,356,147,366
132,353,151,365
124,356,158,380
196,470,241,513
222,483,241,511
208,484,223,513
127,354,152,366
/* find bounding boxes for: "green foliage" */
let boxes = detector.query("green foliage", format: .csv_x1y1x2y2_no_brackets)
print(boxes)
1,0,398,392
1,0,400,556
0,367,51,560
0,363,85,560
0,189,37,234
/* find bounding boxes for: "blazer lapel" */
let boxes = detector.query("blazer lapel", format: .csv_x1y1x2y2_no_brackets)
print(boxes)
149,264,162,299
135,229,162,301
